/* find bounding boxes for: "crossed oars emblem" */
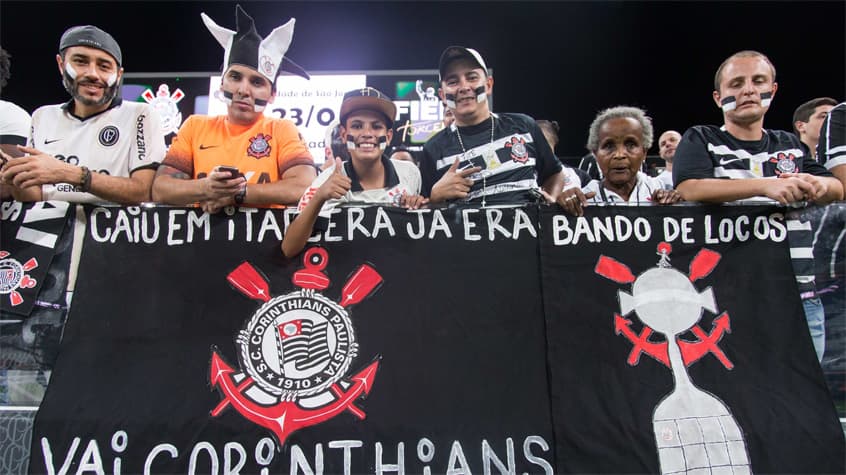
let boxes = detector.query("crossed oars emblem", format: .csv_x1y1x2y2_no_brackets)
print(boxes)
210,248,382,447
596,243,752,473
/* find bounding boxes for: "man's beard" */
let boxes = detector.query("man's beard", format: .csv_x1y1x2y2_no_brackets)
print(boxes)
62,70,118,107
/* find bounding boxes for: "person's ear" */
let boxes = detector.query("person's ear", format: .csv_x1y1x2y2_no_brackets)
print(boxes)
712,90,722,109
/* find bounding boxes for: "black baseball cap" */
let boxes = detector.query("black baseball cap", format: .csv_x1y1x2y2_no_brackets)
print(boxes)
339,87,397,128
438,46,488,82
59,25,122,66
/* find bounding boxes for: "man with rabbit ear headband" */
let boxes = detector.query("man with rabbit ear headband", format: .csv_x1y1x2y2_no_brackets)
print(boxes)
202,4,309,112
152,5,316,213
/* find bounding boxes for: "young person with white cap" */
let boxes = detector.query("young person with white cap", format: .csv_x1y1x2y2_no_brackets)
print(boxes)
420,46,564,206
281,87,426,258
153,5,315,212
1,25,165,204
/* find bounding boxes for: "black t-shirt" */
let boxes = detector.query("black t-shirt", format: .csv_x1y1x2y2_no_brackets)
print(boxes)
673,125,831,186
420,113,562,204
817,102,846,171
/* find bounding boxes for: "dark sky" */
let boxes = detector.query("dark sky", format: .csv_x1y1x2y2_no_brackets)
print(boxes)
2,1,844,158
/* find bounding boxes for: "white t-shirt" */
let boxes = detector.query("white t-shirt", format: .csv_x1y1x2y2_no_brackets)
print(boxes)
29,99,165,203
297,157,422,219
656,170,673,189
0,100,31,143
582,172,667,204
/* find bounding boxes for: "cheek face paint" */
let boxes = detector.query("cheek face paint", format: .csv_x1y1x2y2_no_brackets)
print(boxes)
473,85,487,103
345,135,388,151
444,93,457,109
444,86,488,108
720,96,737,112
64,62,78,79
214,89,234,106
760,91,773,108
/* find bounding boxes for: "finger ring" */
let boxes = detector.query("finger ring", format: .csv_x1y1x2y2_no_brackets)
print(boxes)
568,195,578,201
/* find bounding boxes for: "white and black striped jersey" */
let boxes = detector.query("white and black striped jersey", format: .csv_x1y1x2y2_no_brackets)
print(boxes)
673,125,830,185
28,98,165,203
420,113,562,205
673,124,831,298
817,102,846,171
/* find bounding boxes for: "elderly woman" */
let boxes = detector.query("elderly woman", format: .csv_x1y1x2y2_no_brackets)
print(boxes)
557,106,680,216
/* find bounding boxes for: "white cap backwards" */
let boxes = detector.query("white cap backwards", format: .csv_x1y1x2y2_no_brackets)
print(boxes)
201,4,308,84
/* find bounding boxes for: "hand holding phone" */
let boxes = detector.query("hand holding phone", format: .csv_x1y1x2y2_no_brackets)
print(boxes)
217,166,240,179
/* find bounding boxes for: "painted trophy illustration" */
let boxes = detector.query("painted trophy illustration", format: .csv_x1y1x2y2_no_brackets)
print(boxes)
596,242,751,474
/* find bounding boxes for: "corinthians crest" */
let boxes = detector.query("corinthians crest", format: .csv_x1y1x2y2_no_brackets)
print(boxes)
210,247,383,446
142,84,185,136
0,250,38,307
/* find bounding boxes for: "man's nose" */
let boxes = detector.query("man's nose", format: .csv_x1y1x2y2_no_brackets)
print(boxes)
79,62,98,79
457,78,474,91
236,80,250,96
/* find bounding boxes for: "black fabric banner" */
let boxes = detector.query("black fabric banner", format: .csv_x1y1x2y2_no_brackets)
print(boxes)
0,201,73,317
31,205,554,474
540,205,845,473
28,204,844,474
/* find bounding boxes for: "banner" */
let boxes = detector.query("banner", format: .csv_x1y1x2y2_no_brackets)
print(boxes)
27,205,844,474
539,205,844,473
31,205,554,474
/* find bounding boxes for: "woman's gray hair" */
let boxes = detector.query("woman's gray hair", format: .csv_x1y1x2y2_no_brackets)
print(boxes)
586,106,654,152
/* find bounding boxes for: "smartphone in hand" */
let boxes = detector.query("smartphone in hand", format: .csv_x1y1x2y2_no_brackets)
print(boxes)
218,166,241,179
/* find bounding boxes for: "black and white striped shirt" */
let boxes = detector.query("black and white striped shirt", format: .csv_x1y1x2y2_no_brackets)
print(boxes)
674,125,833,297
420,113,562,205
817,102,846,171
673,125,829,185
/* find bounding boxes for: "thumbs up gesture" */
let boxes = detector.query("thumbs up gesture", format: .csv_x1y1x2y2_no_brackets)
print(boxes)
315,157,352,202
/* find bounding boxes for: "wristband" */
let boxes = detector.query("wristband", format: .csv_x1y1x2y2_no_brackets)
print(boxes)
234,185,247,205
75,166,92,192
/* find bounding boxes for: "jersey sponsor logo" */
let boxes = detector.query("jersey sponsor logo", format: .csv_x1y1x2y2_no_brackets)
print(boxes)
99,125,120,147
209,248,383,447
505,136,529,163
136,116,147,160
247,133,272,159
199,144,219,150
